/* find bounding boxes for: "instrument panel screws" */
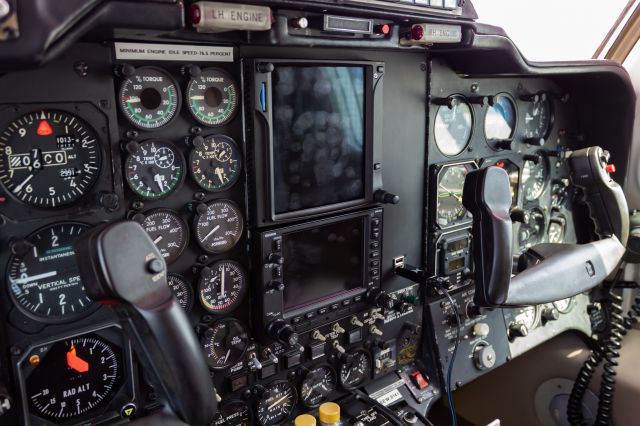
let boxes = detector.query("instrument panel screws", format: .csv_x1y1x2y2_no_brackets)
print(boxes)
470,83,479,93
125,130,139,140
190,126,203,135
197,255,209,264
74,61,89,77
131,201,144,210
194,192,206,201
9,346,20,356
29,355,40,366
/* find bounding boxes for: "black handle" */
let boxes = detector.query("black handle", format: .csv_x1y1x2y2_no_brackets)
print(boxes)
75,221,216,426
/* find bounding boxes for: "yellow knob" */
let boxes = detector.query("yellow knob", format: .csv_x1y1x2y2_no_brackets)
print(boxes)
295,414,317,426
319,402,341,423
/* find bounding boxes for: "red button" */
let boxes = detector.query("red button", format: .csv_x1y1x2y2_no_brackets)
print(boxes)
411,25,424,41
605,164,616,173
410,370,429,389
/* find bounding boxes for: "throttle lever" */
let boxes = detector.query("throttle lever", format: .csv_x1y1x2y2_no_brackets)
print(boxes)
74,221,216,426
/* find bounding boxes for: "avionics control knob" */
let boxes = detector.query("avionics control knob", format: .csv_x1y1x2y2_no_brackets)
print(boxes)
508,322,529,339
266,280,285,292
542,307,560,321
267,320,300,348
374,189,400,205
368,289,395,310
473,344,496,370
510,208,530,224
267,253,284,265
472,322,490,338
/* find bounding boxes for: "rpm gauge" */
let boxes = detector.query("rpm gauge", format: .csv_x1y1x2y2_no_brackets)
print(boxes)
7,223,94,322
300,365,337,408
24,334,123,422
198,260,247,314
433,96,473,156
125,139,185,199
189,134,242,192
436,162,475,228
256,381,297,426
138,209,188,264
193,200,244,254
186,68,239,127
521,154,549,202
523,92,552,140
0,110,101,208
119,66,180,130
202,318,249,370
339,350,371,389
485,94,517,143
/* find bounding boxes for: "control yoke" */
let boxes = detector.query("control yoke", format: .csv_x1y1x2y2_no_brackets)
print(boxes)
74,221,216,426
463,146,629,307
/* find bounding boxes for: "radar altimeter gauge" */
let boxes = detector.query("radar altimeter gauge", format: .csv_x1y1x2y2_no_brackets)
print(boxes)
186,67,239,127
7,222,94,322
118,66,180,130
0,110,102,208
124,139,185,200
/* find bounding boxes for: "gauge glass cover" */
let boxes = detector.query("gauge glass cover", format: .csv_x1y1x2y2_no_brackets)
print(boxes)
521,155,549,202
167,274,194,311
202,318,249,370
194,200,244,254
300,365,337,407
125,140,185,199
189,135,242,192
198,260,247,314
436,162,475,228
523,93,552,139
339,350,371,389
186,68,239,126
485,94,516,141
256,381,297,426
434,98,473,156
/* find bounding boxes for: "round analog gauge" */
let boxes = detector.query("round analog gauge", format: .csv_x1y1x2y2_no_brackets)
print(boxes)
339,350,371,389
0,110,101,208
523,92,552,140
255,381,297,426
189,134,242,192
193,200,244,254
436,163,475,228
521,154,549,202
118,66,180,130
213,400,252,426
515,305,540,330
186,68,239,127
168,274,194,311
551,180,569,208
139,209,188,264
495,159,519,206
300,365,337,408
433,96,473,156
518,208,545,251
547,216,566,244
7,223,94,322
553,298,574,314
25,335,123,421
485,94,517,143
198,260,247,314
202,318,249,370
125,140,185,199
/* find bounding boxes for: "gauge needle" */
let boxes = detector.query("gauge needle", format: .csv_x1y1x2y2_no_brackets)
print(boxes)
14,271,57,284
223,348,231,363
14,174,34,193
191,95,205,100
438,183,462,202
154,174,165,192
153,236,163,244
202,224,221,242
216,168,225,184
66,344,89,373
268,395,290,410
220,269,226,297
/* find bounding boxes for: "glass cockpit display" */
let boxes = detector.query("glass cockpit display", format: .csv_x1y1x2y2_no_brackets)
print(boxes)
435,162,476,228
271,65,365,215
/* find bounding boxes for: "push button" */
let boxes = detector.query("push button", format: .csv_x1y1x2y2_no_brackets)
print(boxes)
285,352,302,369
409,370,429,390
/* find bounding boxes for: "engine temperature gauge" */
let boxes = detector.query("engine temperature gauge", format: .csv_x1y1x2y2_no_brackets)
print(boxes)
124,140,185,200
189,135,242,192
339,350,371,389
186,68,239,127
202,318,249,370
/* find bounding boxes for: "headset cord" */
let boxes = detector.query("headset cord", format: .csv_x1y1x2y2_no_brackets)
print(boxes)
437,285,460,426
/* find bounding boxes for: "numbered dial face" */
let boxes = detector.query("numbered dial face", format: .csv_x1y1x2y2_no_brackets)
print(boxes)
434,97,473,156
168,274,194,311
186,68,239,126
7,223,93,322
485,94,517,142
515,306,539,330
202,318,249,370
518,209,545,251
119,66,180,129
189,135,242,192
125,140,185,199
547,217,566,244
300,365,337,408
436,163,475,228
553,298,573,314
339,350,371,389
25,335,123,421
523,93,552,139
193,200,244,254
0,111,101,208
522,155,549,202
213,400,252,426
140,209,188,264
256,381,297,426
198,260,247,314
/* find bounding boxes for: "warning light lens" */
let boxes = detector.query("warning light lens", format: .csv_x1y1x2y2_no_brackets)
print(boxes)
411,25,424,41
381,24,390,35
496,161,505,168
605,164,616,173
189,4,202,25
36,120,53,136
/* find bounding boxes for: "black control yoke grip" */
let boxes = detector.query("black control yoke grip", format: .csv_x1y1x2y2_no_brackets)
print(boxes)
74,221,216,426
463,147,627,307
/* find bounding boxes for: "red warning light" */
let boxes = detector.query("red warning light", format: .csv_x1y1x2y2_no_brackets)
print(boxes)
605,164,616,173
381,24,390,35
36,120,53,136
496,161,505,168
